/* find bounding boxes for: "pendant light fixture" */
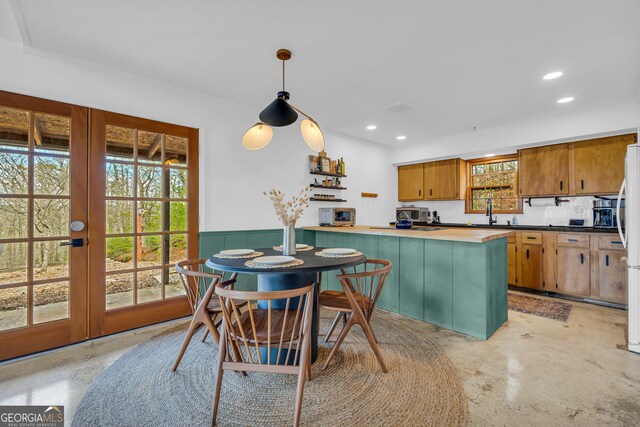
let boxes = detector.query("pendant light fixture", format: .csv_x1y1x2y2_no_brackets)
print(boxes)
242,49,325,152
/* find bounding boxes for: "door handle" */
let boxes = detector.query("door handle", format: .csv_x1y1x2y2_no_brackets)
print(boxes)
581,179,584,190
418,189,421,197
526,249,529,259
568,239,579,242
605,255,609,266
429,189,432,196
580,253,584,264
560,180,563,191
60,238,84,247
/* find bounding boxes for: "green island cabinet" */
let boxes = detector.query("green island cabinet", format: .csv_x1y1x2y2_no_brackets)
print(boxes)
199,228,507,340
310,230,508,340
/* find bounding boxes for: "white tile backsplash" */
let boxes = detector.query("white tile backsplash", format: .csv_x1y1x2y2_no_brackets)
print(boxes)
400,196,597,227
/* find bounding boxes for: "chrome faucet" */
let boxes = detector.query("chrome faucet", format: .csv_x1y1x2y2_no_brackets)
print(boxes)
486,198,497,225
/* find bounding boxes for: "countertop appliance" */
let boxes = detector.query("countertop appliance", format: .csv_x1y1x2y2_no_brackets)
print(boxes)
593,197,624,228
319,207,355,227
396,206,430,223
617,141,640,354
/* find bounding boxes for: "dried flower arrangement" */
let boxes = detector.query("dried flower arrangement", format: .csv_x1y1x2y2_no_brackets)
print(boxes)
263,186,311,226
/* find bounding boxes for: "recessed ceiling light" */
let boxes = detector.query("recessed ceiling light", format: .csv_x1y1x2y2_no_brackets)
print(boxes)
557,97,574,104
366,125,377,130
396,135,407,140
484,154,495,157
543,71,563,80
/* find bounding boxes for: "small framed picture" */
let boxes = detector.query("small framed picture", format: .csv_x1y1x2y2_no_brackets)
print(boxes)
322,158,331,173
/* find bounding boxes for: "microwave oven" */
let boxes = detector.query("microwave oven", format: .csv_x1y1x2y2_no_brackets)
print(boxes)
319,208,356,227
396,206,430,223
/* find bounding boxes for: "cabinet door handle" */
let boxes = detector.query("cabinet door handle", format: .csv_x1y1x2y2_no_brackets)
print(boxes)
527,236,536,240
560,180,563,191
418,189,422,197
581,179,584,190
605,255,609,266
526,249,529,259
568,239,579,243
429,189,432,196
612,241,623,245
580,253,584,264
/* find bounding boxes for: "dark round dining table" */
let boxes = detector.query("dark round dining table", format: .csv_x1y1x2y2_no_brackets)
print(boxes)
206,246,365,362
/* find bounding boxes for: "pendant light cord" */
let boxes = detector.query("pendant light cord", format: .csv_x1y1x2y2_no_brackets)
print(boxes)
282,59,285,91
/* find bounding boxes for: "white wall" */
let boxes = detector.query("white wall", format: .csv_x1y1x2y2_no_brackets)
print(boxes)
0,39,396,231
391,100,640,165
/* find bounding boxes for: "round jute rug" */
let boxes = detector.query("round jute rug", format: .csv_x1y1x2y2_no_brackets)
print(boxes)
73,311,468,426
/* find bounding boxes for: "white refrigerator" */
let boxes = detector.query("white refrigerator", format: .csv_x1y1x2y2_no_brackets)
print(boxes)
618,139,640,353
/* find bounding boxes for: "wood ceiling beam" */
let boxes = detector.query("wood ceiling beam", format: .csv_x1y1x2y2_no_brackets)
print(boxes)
147,133,162,159
33,115,43,146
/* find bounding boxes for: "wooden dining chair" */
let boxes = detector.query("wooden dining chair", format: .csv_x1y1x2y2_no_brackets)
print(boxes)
172,259,240,372
319,259,392,372
212,279,315,427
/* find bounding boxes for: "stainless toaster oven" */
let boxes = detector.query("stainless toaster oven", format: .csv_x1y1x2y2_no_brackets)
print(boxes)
319,208,356,227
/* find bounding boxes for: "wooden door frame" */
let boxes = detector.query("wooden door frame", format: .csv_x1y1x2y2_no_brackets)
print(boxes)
88,110,196,338
0,91,88,360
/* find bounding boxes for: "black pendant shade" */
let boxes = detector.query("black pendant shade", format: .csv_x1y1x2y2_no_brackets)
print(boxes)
259,96,298,127
242,49,325,152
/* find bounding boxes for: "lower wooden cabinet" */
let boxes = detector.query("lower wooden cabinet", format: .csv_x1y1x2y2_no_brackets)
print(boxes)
503,229,627,306
520,244,543,289
597,250,627,304
557,247,591,296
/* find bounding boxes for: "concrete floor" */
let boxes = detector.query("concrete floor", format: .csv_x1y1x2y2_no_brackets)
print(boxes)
0,291,639,426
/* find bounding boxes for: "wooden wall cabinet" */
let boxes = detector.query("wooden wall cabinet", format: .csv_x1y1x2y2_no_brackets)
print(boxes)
424,159,467,200
397,159,466,202
571,134,634,195
518,144,569,197
398,164,424,201
518,134,635,197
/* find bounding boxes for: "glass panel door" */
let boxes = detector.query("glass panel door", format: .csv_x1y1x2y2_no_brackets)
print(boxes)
0,91,88,361
88,110,197,337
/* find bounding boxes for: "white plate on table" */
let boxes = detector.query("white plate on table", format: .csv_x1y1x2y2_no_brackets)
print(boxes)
253,256,295,265
276,243,308,249
219,249,255,256
322,248,356,255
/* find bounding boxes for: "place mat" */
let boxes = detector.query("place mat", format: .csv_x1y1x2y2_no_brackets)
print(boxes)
508,292,573,322
244,258,304,269
315,250,363,258
272,245,315,252
213,251,264,259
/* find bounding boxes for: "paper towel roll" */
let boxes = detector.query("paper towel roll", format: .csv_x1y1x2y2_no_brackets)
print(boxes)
527,198,557,207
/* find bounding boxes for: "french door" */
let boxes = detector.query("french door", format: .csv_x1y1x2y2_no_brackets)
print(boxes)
0,92,198,360
0,92,88,360
88,110,196,337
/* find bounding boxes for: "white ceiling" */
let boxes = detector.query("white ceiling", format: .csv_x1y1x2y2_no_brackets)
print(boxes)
3,0,640,147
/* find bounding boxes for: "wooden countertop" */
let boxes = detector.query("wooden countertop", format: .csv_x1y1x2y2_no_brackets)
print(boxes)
304,225,512,243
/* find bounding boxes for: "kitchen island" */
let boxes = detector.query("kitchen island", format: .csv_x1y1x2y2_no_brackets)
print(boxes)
303,225,512,339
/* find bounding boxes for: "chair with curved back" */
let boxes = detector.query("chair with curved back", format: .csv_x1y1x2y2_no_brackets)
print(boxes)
172,259,240,372
212,279,315,427
319,259,392,372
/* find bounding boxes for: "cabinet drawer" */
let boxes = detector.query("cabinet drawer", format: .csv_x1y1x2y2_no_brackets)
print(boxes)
598,235,626,251
521,232,542,245
557,233,589,248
